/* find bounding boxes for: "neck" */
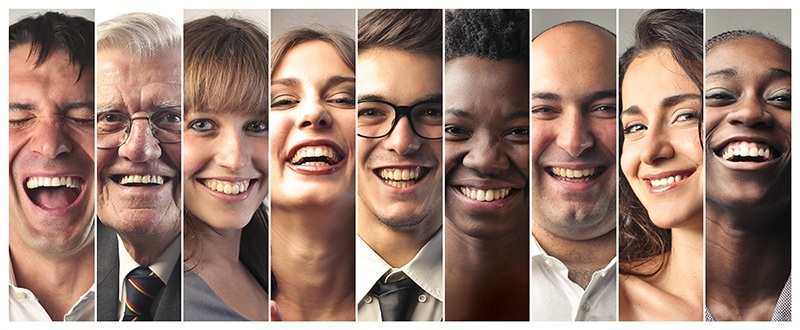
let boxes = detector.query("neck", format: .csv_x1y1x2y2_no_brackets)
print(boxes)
271,206,356,321
705,204,790,320
531,220,615,288
10,231,94,321
184,220,242,271
119,231,178,266
443,219,529,320
660,218,704,303
357,207,441,268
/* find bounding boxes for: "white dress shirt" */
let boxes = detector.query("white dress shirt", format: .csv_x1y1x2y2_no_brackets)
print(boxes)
9,261,95,321
530,236,617,321
357,229,443,321
116,236,180,320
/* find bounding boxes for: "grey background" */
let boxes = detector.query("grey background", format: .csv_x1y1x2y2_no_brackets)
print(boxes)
184,9,269,33
706,9,790,46
532,9,616,37
271,9,355,40
9,9,94,25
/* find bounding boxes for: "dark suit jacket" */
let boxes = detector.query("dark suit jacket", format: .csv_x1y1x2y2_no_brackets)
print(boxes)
97,220,182,321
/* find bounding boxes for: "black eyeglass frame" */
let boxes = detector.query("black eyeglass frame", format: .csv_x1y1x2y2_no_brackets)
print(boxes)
356,99,443,140
96,110,182,149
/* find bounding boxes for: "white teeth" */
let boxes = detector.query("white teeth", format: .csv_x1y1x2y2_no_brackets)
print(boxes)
550,167,598,180
203,179,250,195
722,141,772,161
649,174,684,188
290,145,341,165
25,176,81,189
459,187,511,202
119,174,165,185
380,167,421,181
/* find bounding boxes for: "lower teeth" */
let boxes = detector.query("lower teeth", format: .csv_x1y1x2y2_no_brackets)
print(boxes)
385,180,414,188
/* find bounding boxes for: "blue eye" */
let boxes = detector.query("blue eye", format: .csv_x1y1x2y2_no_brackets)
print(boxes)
623,123,646,136
245,121,268,133
189,119,215,132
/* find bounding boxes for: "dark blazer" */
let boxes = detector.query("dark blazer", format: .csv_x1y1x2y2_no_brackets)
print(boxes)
97,220,182,321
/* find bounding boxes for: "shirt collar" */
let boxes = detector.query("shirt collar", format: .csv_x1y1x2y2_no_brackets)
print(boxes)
118,235,179,291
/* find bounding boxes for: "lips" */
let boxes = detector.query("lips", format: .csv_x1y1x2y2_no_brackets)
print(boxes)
547,166,604,182
24,176,83,210
458,186,511,202
719,141,775,162
290,145,342,166
112,174,168,186
200,178,252,195
376,166,429,189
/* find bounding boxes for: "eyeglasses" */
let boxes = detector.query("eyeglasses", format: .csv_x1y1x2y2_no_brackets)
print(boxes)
357,100,442,139
97,110,182,149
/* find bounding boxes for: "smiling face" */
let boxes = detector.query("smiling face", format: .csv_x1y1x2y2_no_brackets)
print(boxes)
445,56,529,238
621,47,703,229
184,110,269,232
705,37,791,220
9,46,95,255
96,48,182,241
529,24,617,240
270,40,356,211
357,49,442,230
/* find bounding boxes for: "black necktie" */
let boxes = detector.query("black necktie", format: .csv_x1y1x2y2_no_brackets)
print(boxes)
123,267,165,321
370,271,421,321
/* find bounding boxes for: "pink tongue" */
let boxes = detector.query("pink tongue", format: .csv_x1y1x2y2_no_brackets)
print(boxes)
30,187,79,209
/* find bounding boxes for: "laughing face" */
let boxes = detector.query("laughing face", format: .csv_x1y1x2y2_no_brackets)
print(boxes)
705,36,791,219
184,110,269,232
96,48,182,240
270,40,356,210
529,24,617,240
445,56,529,238
621,47,703,229
357,49,442,230
9,46,95,255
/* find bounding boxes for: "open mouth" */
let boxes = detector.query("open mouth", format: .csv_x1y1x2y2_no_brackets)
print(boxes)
718,141,777,163
646,171,694,188
547,166,604,182
376,166,429,189
111,174,169,186
25,176,83,209
200,179,253,195
458,186,513,202
290,146,342,167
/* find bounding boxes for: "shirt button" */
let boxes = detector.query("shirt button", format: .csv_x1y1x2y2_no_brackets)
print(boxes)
418,294,427,303
15,292,28,299
581,301,591,312
363,295,373,304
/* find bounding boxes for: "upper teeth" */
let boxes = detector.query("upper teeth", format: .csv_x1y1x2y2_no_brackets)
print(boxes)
26,176,81,189
550,167,597,179
119,175,165,185
722,142,772,161
203,179,250,195
459,187,511,202
649,174,685,188
380,168,421,181
291,146,341,164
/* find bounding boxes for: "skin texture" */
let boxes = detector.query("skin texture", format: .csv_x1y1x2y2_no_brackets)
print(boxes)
269,40,356,321
444,56,529,321
529,23,617,289
356,48,443,267
96,48,182,265
618,46,703,321
9,45,95,320
183,110,270,320
705,37,791,321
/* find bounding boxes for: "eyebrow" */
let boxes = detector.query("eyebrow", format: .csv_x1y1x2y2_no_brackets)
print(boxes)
446,108,472,119
531,90,616,103
10,102,93,112
358,93,442,105
661,93,701,108
531,92,561,102
620,105,640,118
706,68,737,79
505,109,531,121
587,90,617,101
323,75,356,91
766,68,791,81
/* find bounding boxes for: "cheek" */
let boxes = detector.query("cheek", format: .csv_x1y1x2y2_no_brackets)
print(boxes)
183,136,207,177
268,115,292,159
444,141,465,173
593,119,618,155
620,142,639,181
96,149,116,176
8,131,28,164
510,144,530,176
163,143,182,170
529,120,556,158
252,139,270,175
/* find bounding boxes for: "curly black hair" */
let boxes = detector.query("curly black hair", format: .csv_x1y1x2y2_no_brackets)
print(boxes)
445,9,528,62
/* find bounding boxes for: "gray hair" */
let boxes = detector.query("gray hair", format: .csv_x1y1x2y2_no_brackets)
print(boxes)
97,12,180,60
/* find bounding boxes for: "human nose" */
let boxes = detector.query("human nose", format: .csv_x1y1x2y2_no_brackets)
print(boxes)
117,114,162,162
462,134,509,175
556,110,594,157
382,117,422,155
639,127,674,165
30,117,72,159
296,100,332,129
727,95,774,128
215,129,248,171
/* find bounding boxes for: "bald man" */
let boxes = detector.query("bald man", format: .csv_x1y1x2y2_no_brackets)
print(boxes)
529,21,618,321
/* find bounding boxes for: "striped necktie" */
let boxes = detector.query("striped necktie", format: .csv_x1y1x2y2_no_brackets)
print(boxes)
123,266,165,321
